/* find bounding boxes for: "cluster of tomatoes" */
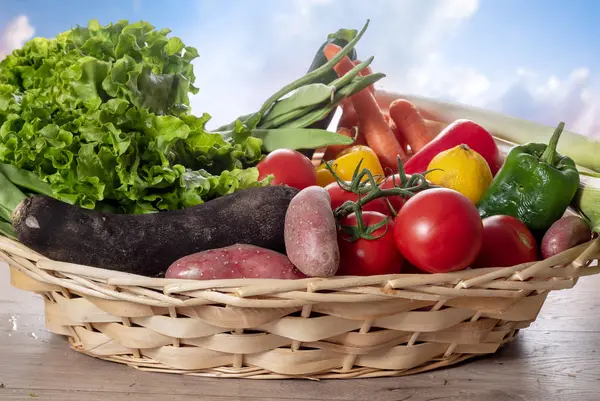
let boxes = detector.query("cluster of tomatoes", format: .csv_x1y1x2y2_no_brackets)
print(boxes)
257,148,538,276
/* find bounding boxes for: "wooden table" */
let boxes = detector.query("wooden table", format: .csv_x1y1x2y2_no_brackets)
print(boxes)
1,264,599,401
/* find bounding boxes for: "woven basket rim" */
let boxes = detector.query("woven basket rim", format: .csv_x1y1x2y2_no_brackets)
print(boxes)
2,233,599,306
2,232,599,379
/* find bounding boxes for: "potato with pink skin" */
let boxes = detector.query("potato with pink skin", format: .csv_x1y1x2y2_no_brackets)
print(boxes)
165,244,307,280
284,186,340,277
541,215,592,259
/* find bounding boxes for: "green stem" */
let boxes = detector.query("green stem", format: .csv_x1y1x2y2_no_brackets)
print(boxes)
541,121,565,166
324,157,435,225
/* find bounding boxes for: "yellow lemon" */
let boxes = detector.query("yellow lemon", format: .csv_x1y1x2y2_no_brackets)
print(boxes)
426,144,493,204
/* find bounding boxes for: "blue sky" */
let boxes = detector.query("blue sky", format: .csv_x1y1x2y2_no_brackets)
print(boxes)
1,0,599,137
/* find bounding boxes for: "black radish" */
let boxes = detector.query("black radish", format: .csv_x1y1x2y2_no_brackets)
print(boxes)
12,186,299,277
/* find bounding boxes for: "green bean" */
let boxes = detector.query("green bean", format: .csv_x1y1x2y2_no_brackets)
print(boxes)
260,58,377,129
277,73,385,129
256,19,370,117
334,73,386,100
265,84,334,123
329,57,374,90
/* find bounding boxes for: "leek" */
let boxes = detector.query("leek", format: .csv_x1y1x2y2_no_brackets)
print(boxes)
573,173,600,233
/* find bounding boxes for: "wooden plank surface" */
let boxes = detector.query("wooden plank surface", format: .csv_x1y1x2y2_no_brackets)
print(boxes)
2,264,600,400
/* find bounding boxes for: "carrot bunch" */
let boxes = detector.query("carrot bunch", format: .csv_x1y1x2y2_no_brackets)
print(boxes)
322,43,436,172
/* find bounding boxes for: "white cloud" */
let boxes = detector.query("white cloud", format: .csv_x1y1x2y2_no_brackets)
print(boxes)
189,0,486,128
0,15,35,61
485,67,599,138
0,4,595,139
184,0,598,139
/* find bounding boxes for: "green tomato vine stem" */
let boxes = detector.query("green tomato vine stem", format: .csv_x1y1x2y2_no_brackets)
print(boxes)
323,156,438,242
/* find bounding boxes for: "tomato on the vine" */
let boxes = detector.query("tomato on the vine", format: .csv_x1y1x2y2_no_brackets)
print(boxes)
325,181,391,216
473,215,538,268
393,188,483,273
337,211,404,276
378,173,412,214
257,149,317,190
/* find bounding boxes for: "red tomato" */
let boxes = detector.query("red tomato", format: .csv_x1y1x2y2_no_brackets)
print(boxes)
325,181,391,215
337,211,404,276
473,215,538,268
257,149,317,190
378,173,411,214
393,188,483,273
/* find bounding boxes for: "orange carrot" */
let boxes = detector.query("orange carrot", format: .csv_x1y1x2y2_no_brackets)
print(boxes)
323,44,407,172
338,100,359,130
352,60,375,93
386,115,409,155
388,99,432,154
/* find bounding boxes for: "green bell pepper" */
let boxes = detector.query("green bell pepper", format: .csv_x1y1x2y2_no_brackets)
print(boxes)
477,122,580,233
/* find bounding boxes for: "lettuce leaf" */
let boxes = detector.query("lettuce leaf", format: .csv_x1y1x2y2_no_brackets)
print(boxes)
0,19,265,213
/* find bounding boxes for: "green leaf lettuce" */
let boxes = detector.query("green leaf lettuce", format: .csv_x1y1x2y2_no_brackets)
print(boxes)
0,19,266,213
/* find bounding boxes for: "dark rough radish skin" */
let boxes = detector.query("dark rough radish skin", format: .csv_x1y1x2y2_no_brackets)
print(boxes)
284,186,340,277
12,186,299,277
541,215,592,259
165,244,307,280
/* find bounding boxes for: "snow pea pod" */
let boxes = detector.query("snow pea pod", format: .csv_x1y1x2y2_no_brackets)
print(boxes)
277,73,385,129
252,128,354,152
261,58,377,129
266,84,334,121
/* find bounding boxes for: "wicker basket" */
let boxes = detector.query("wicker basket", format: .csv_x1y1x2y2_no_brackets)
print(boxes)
1,92,600,380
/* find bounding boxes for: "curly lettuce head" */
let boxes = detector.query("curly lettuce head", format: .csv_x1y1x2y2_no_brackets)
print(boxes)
0,19,266,213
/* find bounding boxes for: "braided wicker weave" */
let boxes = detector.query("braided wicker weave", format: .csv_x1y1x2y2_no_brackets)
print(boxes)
2,231,599,379
1,94,599,379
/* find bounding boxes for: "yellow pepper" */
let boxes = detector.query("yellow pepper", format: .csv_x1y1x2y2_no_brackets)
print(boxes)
330,145,385,182
315,163,337,187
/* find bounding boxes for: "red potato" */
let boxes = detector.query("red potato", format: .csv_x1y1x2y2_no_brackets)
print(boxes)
541,215,592,259
284,186,340,277
165,244,307,280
